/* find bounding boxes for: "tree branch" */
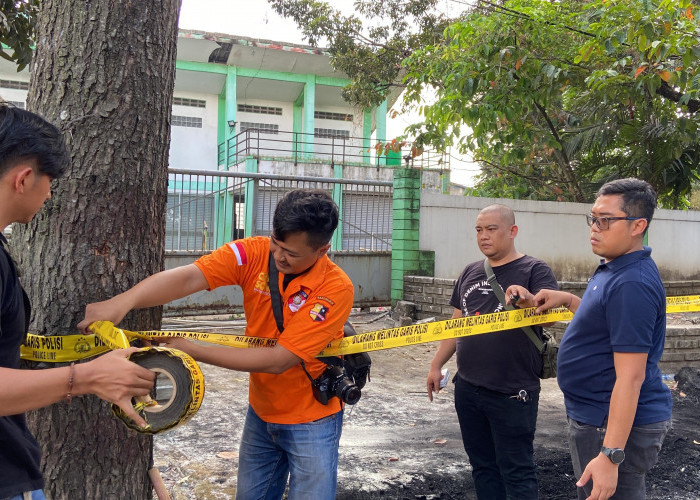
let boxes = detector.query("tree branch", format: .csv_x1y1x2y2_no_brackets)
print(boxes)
532,100,586,201
655,82,700,113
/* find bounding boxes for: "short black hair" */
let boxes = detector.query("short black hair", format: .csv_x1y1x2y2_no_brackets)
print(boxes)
272,189,339,249
596,178,657,233
0,103,69,179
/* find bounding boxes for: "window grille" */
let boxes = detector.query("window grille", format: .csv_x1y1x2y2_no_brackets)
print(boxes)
240,122,280,134
314,128,350,139
237,104,283,116
314,111,353,121
0,79,29,90
172,115,203,128
173,97,206,108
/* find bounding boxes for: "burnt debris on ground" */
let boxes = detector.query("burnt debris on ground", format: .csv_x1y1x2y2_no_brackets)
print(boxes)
154,312,700,499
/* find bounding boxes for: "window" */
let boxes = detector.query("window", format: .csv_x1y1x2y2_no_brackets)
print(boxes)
238,104,283,116
172,115,203,128
0,79,29,90
314,128,350,139
7,101,25,109
240,122,279,134
314,111,353,121
173,97,206,108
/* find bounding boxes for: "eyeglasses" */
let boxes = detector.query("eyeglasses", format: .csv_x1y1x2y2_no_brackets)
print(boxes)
585,214,645,230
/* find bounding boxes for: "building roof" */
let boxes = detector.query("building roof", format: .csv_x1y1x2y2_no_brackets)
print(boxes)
177,29,339,78
176,29,402,111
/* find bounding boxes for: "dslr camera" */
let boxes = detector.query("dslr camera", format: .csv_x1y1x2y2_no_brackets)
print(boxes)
311,322,371,406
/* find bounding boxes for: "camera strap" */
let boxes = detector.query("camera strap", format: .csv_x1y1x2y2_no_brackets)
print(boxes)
267,252,340,384
483,259,545,353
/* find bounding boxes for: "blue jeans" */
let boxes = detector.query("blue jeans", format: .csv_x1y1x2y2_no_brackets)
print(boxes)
454,377,540,500
7,491,46,500
567,417,671,500
235,405,343,500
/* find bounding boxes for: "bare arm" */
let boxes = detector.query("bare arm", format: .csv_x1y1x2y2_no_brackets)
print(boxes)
78,264,209,332
576,352,646,500
426,308,460,401
156,336,302,374
0,347,155,426
531,289,580,314
504,284,556,327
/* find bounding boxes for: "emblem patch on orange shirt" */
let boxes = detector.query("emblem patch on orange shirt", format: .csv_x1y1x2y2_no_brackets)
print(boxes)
288,290,308,312
316,295,335,305
309,303,328,322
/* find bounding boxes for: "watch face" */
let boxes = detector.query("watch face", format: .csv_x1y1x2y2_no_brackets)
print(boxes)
603,447,625,464
610,449,625,464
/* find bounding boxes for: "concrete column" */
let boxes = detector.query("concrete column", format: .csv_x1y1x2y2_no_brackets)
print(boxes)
376,99,387,166
332,164,344,251
303,75,316,157
244,156,258,237
293,98,303,161
225,66,237,144
391,168,421,303
363,108,372,164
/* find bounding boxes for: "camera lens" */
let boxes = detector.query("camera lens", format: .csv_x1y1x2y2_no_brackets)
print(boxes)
337,382,361,405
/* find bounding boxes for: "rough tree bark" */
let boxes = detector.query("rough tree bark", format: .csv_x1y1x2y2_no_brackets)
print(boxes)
10,0,181,497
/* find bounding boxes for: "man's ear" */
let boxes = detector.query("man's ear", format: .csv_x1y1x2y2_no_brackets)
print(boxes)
631,218,648,238
12,165,34,194
317,243,331,256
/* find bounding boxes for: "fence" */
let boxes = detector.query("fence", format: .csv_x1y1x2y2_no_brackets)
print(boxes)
166,168,393,253
216,128,449,170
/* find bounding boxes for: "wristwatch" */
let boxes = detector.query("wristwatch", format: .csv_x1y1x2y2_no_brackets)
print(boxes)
601,446,625,465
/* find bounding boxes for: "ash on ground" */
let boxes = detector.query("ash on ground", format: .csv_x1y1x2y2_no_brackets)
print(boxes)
153,312,700,499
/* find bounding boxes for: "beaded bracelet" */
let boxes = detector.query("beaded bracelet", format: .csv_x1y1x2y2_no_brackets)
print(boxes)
66,362,75,404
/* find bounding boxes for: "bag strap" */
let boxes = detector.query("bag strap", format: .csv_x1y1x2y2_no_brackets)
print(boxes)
483,259,545,353
268,252,285,334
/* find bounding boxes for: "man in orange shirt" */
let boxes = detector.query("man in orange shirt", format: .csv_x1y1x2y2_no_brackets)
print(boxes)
79,189,354,500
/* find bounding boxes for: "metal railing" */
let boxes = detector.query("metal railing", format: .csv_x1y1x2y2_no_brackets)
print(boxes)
216,128,449,171
166,168,393,253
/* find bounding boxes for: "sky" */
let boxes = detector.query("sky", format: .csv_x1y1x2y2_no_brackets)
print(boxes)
178,0,479,186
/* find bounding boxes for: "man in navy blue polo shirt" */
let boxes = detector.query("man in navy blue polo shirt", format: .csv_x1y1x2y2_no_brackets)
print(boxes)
518,178,672,500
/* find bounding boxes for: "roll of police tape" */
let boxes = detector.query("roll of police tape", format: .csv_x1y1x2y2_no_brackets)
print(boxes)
112,347,205,435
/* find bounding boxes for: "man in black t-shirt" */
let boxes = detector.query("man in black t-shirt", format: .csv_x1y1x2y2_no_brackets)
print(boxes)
427,204,558,500
0,104,155,499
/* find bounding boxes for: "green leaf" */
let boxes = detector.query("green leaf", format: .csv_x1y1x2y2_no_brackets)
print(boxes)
638,34,648,52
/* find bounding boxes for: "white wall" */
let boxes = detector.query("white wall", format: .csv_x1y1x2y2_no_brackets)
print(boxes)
420,192,700,282
0,87,28,107
169,92,219,170
649,207,700,280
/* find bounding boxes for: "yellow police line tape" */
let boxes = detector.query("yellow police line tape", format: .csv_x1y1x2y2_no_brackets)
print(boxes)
18,294,700,434
20,295,700,363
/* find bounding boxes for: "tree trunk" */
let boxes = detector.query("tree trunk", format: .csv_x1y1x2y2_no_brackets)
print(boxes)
11,0,181,497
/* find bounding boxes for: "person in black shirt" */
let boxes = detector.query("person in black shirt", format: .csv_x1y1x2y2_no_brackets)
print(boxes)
427,204,558,500
0,104,155,500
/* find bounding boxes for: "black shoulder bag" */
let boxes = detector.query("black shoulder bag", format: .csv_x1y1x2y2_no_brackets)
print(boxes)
483,259,557,379
267,253,370,405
